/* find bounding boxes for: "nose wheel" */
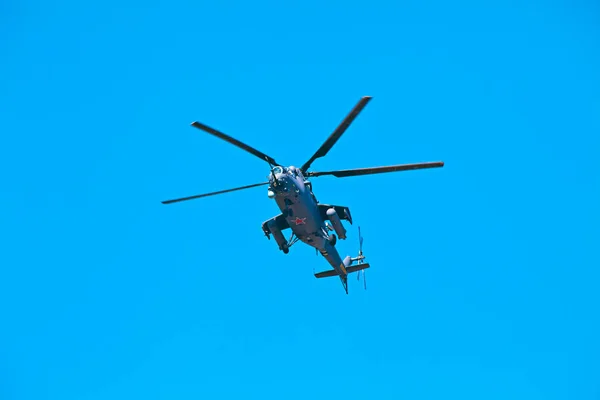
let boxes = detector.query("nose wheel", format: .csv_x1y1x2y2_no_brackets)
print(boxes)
280,232,300,254
328,233,337,246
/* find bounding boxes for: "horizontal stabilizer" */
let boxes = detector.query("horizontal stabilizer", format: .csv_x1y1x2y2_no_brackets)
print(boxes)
314,263,370,279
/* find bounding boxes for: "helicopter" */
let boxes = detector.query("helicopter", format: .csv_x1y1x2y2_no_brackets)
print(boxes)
162,96,444,294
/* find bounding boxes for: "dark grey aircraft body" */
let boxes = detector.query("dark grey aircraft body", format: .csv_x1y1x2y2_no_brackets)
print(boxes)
162,96,444,293
261,164,356,291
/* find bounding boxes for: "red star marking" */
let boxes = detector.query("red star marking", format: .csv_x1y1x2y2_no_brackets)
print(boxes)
293,217,307,225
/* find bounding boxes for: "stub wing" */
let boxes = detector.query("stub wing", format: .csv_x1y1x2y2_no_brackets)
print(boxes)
317,204,353,224
261,213,290,237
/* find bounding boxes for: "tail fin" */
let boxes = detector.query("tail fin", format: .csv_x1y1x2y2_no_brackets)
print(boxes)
314,226,369,293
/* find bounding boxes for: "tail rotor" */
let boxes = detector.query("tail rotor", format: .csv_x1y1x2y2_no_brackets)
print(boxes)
356,226,367,290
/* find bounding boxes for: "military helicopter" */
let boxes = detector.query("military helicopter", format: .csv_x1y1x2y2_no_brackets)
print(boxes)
162,96,444,294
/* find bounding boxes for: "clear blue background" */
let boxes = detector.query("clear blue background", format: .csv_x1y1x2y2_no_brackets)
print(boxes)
1,0,599,399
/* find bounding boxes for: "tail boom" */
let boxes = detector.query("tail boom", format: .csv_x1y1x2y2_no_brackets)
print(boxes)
315,228,369,293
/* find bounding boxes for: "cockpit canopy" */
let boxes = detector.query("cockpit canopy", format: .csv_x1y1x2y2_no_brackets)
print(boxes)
270,165,303,179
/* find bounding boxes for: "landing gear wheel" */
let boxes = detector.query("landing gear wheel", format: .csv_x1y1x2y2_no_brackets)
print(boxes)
328,234,337,246
281,244,289,254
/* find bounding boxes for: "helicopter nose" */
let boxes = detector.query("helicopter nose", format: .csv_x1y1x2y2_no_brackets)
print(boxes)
274,172,285,180
269,174,282,188
272,174,290,191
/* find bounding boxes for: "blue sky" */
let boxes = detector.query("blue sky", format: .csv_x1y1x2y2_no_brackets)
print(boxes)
2,0,599,399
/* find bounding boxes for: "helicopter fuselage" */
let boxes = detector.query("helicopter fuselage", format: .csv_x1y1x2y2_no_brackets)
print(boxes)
267,165,347,277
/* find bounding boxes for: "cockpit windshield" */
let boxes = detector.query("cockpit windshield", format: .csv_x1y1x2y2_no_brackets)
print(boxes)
272,166,284,174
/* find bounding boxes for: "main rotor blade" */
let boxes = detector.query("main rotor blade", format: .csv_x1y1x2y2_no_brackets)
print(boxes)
306,161,444,178
300,96,372,173
162,181,270,204
191,121,279,165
